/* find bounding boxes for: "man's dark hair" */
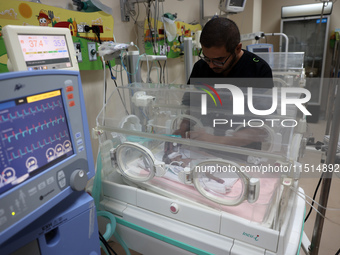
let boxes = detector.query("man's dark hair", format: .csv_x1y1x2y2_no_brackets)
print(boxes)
200,17,240,53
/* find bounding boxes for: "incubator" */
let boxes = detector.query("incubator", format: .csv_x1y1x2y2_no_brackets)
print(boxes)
93,74,308,254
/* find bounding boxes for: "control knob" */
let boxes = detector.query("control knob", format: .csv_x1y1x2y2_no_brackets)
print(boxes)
70,169,87,191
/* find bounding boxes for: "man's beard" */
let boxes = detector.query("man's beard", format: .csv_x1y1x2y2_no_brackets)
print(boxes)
211,54,236,74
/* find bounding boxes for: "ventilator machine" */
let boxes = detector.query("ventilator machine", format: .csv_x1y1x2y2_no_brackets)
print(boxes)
0,25,100,254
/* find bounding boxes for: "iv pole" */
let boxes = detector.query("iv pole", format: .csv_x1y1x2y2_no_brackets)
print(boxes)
309,79,340,254
308,1,338,253
309,34,340,255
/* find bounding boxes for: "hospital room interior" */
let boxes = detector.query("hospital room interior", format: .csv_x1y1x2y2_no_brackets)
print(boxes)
1,0,340,254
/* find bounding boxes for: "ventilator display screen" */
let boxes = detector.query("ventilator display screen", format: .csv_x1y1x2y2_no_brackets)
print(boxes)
0,90,74,195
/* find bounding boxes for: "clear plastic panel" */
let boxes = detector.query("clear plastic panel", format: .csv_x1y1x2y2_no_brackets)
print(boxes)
116,144,155,182
97,82,305,227
192,160,246,206
97,82,304,160
255,52,304,71
255,52,305,88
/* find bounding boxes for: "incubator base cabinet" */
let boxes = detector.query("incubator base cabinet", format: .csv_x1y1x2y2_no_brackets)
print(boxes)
100,182,305,255
93,80,308,255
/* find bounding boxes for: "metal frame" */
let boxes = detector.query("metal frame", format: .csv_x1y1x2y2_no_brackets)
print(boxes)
310,57,340,255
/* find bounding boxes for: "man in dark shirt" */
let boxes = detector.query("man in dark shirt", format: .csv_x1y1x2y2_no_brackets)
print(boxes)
189,17,273,81
182,17,273,146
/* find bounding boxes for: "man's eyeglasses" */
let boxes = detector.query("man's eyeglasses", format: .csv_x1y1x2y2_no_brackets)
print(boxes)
199,49,233,67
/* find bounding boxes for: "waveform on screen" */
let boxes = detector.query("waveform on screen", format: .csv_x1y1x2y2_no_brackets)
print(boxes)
8,131,69,162
2,116,65,143
0,100,62,123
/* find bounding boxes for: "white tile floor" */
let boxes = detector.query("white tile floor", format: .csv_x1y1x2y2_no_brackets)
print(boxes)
103,120,340,255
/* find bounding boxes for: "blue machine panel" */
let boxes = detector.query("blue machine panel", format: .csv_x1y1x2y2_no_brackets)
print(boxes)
1,192,100,255
0,70,95,245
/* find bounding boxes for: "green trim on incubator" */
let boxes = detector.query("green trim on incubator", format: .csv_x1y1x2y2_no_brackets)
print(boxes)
297,207,306,255
115,217,214,255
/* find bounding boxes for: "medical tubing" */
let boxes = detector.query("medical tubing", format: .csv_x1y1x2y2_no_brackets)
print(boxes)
120,53,138,75
93,151,131,255
92,150,102,209
292,186,340,211
99,231,118,255
164,60,167,84
290,187,340,227
305,175,323,222
111,65,123,73
120,44,142,76
139,107,149,120
102,57,107,108
97,211,131,255
112,78,130,116
97,211,116,240
297,207,306,255
145,54,150,82
148,61,153,83
107,61,116,80
93,152,112,252
121,64,124,84
151,66,161,83
166,161,184,174
100,240,110,255
114,231,131,255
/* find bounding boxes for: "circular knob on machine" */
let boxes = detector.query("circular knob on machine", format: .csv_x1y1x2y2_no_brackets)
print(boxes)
70,169,87,191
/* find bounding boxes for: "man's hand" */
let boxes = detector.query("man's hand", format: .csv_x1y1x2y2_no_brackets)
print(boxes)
173,118,191,138
186,128,219,143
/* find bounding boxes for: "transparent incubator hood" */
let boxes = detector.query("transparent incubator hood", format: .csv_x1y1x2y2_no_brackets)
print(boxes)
255,52,305,88
95,82,307,229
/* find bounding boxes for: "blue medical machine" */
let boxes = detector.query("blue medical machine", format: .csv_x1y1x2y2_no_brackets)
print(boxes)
0,25,100,254
246,43,274,53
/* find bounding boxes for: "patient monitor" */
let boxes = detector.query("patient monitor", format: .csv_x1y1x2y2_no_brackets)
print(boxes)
246,43,274,53
3,25,78,72
219,0,247,13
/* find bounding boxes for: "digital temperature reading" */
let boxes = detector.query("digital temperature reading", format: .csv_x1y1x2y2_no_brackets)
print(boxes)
27,39,66,48
18,34,72,71
28,39,43,48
